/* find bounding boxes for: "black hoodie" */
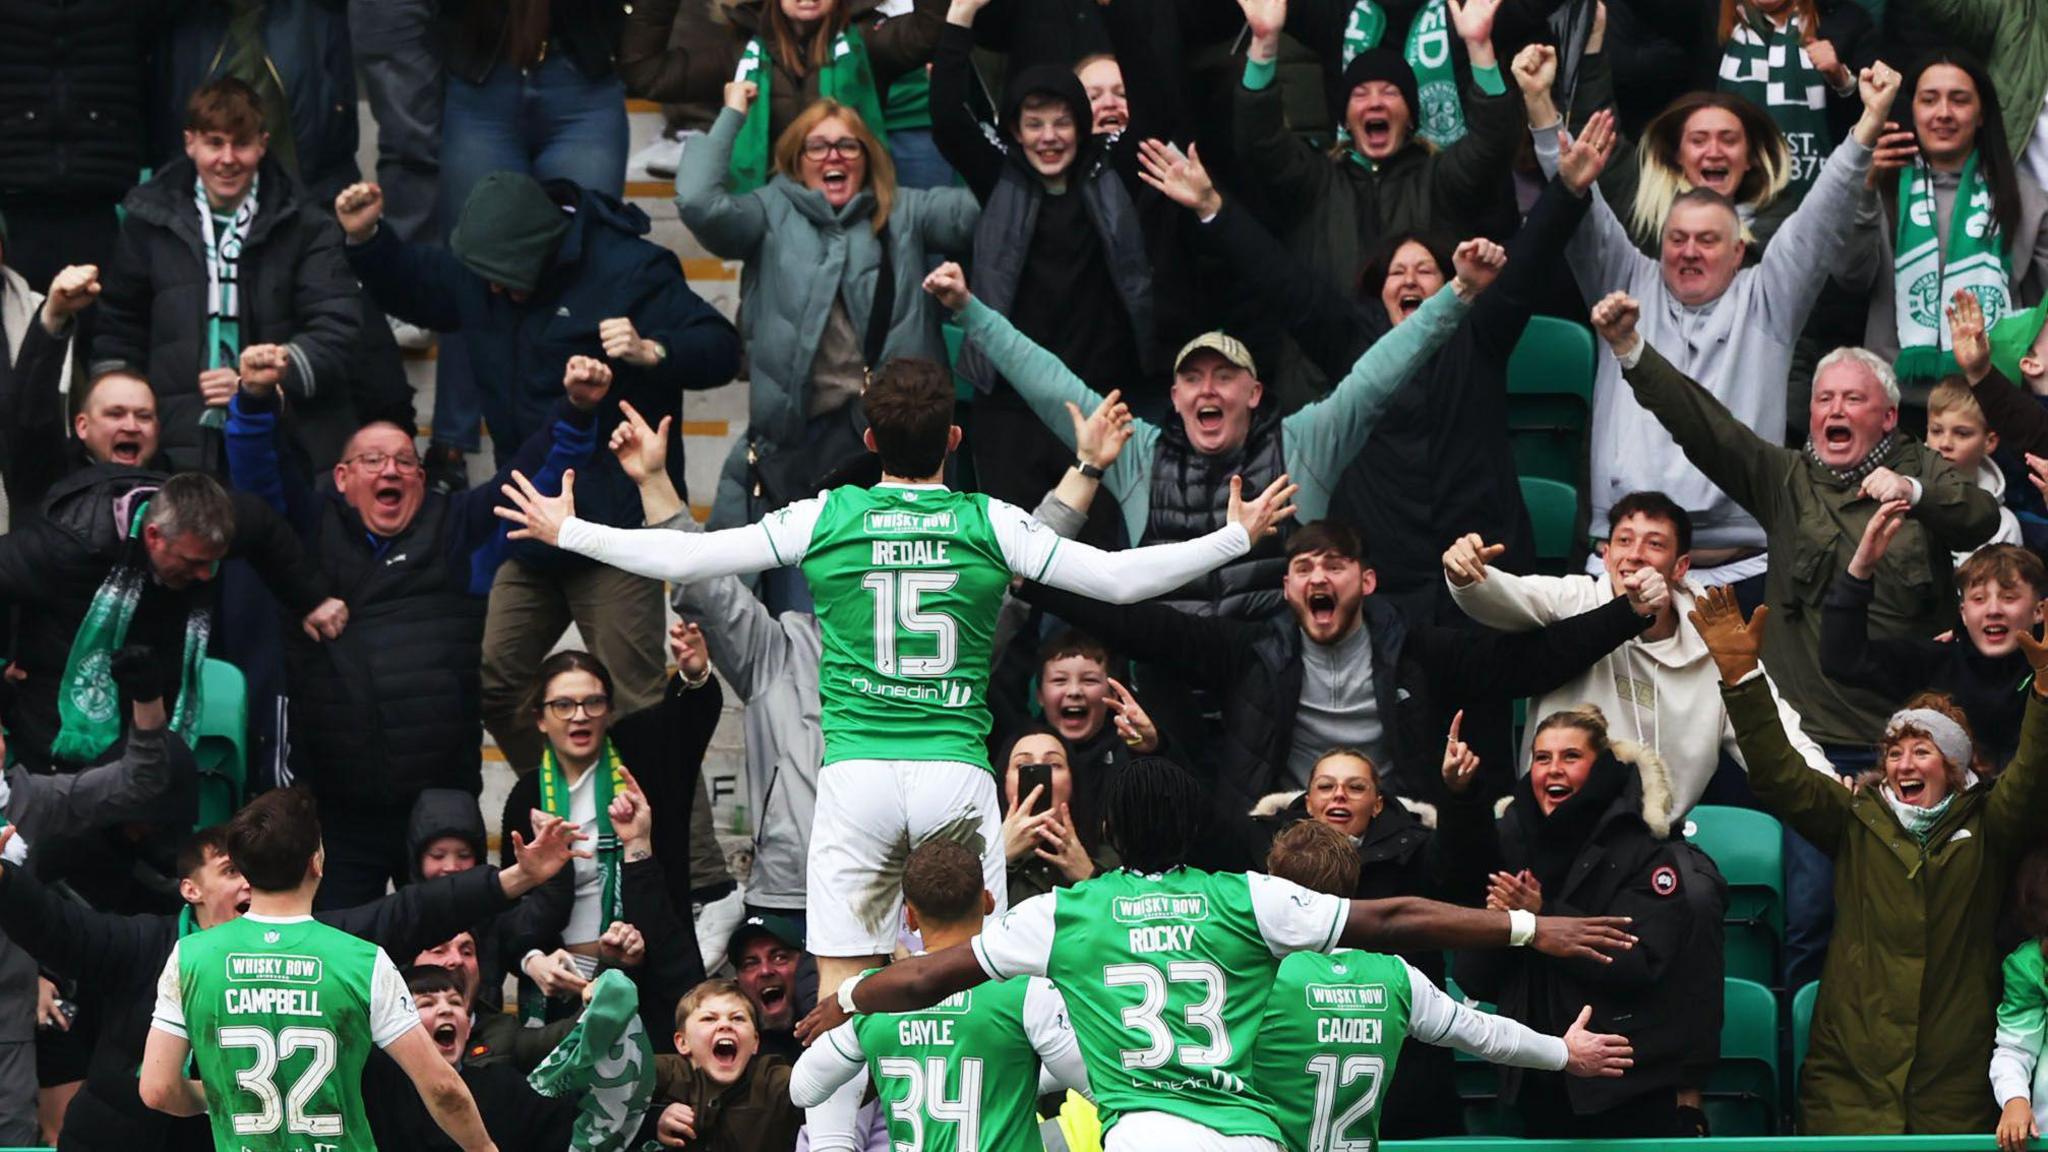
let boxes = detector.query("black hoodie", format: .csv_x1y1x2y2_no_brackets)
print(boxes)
407,788,572,1015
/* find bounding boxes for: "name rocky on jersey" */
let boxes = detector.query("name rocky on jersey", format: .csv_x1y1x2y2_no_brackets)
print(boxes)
1129,925,1198,953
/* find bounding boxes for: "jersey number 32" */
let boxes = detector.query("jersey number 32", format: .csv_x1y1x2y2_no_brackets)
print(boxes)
220,1025,342,1137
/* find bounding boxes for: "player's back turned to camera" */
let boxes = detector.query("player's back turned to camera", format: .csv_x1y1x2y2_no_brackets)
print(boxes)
142,786,499,1152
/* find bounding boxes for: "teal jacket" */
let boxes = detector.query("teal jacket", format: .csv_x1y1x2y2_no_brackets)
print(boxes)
954,285,1471,542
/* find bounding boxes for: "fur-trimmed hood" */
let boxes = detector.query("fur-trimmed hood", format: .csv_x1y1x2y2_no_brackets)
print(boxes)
1498,737,1679,840
1253,790,1438,829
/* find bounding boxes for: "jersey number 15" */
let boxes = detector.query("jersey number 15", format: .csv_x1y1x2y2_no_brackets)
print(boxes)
863,571,960,678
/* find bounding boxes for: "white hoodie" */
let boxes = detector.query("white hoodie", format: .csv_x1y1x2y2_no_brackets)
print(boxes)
1953,459,2025,569
1447,568,1837,813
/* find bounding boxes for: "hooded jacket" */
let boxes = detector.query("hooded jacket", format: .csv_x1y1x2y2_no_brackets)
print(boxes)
1019,583,1653,809
406,789,573,1017
932,34,1160,398
1443,739,1728,1117
1619,340,2001,746
675,107,981,527
1724,673,2048,1133
1451,571,1835,810
93,154,363,472
346,180,740,566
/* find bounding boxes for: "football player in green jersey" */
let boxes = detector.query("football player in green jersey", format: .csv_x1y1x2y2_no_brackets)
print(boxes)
797,757,1636,1152
792,840,1090,1151
1257,820,1633,1152
494,359,1297,1006
143,787,500,1152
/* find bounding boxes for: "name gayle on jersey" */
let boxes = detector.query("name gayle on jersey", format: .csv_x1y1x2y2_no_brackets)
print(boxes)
224,987,324,1017
873,541,951,566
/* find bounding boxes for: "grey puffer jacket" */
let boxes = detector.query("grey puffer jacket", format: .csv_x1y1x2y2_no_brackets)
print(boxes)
677,106,980,527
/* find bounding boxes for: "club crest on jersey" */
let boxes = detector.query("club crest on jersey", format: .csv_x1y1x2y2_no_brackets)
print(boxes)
1111,894,1210,924
1651,866,1680,897
864,509,958,535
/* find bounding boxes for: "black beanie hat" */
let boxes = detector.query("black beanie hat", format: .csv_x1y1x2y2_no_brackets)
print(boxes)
1340,48,1421,132
449,172,570,294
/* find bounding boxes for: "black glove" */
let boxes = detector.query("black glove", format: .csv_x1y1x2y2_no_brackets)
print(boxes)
108,645,165,703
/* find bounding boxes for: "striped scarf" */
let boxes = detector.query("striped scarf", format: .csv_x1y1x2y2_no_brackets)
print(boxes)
196,173,259,430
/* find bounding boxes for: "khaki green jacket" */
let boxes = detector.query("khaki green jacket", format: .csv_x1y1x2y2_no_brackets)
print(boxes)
1727,676,2048,1133
1622,343,1999,744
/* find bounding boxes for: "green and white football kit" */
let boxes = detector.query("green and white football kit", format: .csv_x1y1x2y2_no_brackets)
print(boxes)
556,484,1250,957
1253,951,1567,1152
791,969,1089,1151
968,867,1350,1151
151,913,422,1152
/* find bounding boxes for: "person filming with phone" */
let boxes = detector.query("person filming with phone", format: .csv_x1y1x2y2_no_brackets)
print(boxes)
998,725,1120,906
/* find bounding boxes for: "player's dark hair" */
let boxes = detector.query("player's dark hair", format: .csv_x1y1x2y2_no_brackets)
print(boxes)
1286,520,1368,567
525,649,616,720
1101,756,1206,873
224,786,323,894
1267,820,1362,897
175,825,234,880
1608,490,1693,557
404,965,467,1002
861,358,955,477
902,840,986,927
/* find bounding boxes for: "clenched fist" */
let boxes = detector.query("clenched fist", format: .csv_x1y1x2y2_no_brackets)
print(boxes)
240,344,290,395
335,183,384,243
599,317,663,366
41,264,100,333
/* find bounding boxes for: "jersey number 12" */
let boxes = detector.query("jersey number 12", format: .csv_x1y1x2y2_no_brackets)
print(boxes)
863,571,960,677
1305,1052,1385,1152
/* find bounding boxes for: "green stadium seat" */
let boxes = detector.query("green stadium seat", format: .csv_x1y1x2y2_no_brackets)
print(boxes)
1791,980,1819,1090
1685,806,1786,988
1517,477,1580,571
1506,316,1595,484
1705,977,1780,1136
194,658,249,829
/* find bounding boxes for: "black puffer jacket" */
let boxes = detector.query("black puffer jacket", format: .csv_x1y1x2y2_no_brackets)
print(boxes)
439,0,628,86
1443,741,1728,1117
1017,585,1652,808
92,155,362,471
408,789,573,1016
0,0,151,203
1143,404,1290,620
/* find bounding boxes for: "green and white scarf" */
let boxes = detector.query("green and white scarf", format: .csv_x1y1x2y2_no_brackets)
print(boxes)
1716,10,1829,197
51,496,208,765
1895,150,2011,382
1343,0,1463,146
197,172,258,432
541,738,627,925
528,970,655,1152
729,29,889,194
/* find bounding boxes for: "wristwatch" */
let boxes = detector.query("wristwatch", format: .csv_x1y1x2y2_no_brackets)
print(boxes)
1075,459,1106,480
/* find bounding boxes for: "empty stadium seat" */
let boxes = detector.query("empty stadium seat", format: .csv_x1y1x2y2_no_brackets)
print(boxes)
1705,977,1780,1136
1791,980,1819,1091
194,658,249,830
1517,476,1580,571
1685,806,1786,988
1505,316,1595,484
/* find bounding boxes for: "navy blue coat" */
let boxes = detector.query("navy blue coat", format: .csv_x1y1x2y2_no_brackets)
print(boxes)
347,181,741,570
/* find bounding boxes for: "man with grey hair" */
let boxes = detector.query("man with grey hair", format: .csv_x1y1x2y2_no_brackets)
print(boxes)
1518,49,1903,593
1590,291,2000,989
0,469,338,772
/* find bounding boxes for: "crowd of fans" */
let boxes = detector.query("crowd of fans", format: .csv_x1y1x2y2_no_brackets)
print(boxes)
8,0,2048,1148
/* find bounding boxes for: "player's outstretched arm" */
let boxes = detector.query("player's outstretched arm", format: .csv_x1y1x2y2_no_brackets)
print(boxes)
1340,896,1635,962
997,475,1297,605
495,467,818,583
139,1028,206,1117
794,944,993,1043
788,1024,867,1106
1407,964,1632,1077
387,1024,500,1152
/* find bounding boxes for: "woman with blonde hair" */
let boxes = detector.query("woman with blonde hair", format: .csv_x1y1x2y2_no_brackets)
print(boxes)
678,91,979,533
1695,586,2048,1133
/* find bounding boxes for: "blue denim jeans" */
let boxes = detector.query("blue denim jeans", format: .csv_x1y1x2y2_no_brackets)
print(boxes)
1783,742,1877,990
888,127,957,191
432,55,629,454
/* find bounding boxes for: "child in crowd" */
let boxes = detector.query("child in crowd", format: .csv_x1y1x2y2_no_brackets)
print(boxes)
643,979,801,1152
1994,850,2048,1152
1925,378,2024,563
1825,534,2045,769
